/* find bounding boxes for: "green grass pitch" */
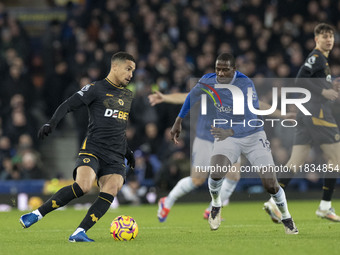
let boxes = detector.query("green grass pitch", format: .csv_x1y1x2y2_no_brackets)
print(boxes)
1,200,339,255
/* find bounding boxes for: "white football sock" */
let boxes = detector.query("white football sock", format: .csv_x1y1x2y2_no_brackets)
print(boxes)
72,227,85,236
207,177,238,210
208,177,224,207
270,187,291,220
221,178,238,203
33,209,43,220
319,200,331,210
165,177,196,209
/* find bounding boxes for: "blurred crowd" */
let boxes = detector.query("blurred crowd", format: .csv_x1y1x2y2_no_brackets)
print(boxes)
1,0,340,200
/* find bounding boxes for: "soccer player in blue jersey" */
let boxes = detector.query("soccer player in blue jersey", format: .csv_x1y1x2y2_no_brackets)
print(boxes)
170,53,298,234
152,78,295,224
150,92,241,221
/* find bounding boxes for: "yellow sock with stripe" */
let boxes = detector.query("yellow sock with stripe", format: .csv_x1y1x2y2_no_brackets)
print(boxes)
38,182,84,216
79,192,114,231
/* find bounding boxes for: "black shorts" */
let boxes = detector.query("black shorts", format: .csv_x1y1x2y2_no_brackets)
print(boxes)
294,113,340,145
73,152,126,181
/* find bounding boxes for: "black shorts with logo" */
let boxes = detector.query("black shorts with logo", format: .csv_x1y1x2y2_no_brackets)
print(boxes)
294,112,340,145
73,152,126,181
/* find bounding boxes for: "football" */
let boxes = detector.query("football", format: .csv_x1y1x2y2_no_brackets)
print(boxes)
110,215,138,241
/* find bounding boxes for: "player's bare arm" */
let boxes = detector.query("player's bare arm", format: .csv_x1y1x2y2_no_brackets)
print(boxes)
259,100,297,119
148,91,188,106
170,116,183,144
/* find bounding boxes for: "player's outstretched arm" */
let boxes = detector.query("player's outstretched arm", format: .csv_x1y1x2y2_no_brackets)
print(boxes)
38,94,85,140
168,91,194,144
259,100,297,120
170,117,183,144
148,91,188,106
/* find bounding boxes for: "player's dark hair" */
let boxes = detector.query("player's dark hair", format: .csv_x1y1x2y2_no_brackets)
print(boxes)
216,53,235,67
314,23,335,36
111,52,136,63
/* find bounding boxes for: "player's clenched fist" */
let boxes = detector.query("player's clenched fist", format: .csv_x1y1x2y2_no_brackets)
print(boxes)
170,117,182,144
125,147,135,169
38,124,52,140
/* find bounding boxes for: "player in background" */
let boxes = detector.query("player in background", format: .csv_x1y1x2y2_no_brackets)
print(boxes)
264,23,340,223
19,52,136,242
150,91,241,221
169,53,298,234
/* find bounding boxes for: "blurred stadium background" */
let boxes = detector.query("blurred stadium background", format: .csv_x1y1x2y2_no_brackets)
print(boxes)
1,0,340,209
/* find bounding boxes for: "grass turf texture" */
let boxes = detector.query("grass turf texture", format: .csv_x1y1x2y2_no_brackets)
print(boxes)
1,200,339,255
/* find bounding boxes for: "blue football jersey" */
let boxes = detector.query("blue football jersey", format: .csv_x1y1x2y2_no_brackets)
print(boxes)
178,71,263,140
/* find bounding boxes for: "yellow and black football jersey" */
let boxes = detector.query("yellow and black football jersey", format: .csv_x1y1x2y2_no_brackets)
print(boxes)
76,78,133,163
296,49,332,106
294,49,339,145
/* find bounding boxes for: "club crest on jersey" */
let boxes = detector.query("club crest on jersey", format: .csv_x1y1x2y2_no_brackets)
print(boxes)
83,158,91,163
118,99,124,106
